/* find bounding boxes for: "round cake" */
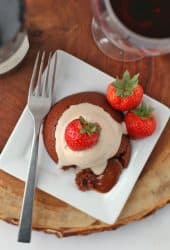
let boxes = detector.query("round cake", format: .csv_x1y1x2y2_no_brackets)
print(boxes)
43,92,131,192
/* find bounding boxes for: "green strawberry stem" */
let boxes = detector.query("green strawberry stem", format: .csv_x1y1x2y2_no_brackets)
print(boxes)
113,70,139,98
79,116,100,136
132,102,154,119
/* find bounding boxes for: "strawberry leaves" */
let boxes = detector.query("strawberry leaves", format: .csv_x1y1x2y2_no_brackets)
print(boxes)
113,70,139,98
79,116,100,136
133,102,154,119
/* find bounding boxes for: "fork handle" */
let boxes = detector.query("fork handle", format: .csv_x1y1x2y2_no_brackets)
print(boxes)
18,122,40,243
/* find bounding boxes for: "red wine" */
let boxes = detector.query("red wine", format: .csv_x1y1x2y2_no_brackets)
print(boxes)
110,0,170,38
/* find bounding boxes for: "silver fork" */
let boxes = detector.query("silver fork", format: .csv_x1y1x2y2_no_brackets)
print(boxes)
18,51,57,243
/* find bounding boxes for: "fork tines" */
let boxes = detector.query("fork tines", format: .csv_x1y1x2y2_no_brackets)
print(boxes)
28,51,57,98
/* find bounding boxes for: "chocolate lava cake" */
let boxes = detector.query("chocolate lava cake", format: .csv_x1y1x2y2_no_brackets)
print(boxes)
43,92,131,193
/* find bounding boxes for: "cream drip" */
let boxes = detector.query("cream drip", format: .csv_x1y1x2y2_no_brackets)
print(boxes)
55,103,126,175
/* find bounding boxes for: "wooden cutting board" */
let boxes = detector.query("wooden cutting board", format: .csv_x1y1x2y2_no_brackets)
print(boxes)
0,0,170,237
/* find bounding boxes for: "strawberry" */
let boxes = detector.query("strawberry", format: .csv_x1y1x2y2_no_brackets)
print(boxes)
125,102,156,139
65,116,100,151
106,70,143,111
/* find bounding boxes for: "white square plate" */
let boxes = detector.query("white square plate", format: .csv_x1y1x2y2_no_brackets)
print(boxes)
0,50,169,224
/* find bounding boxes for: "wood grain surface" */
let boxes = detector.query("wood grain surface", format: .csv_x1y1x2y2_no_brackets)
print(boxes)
0,0,169,237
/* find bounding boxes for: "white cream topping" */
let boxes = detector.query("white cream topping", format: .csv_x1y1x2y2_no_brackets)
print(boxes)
55,103,126,175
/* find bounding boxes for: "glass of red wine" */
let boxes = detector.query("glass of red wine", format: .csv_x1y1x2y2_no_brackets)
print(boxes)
91,0,170,61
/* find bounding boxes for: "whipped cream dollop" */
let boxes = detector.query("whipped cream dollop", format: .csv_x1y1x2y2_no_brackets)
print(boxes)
55,103,126,175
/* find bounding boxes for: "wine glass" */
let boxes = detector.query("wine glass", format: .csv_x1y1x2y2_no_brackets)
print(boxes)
91,0,170,61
